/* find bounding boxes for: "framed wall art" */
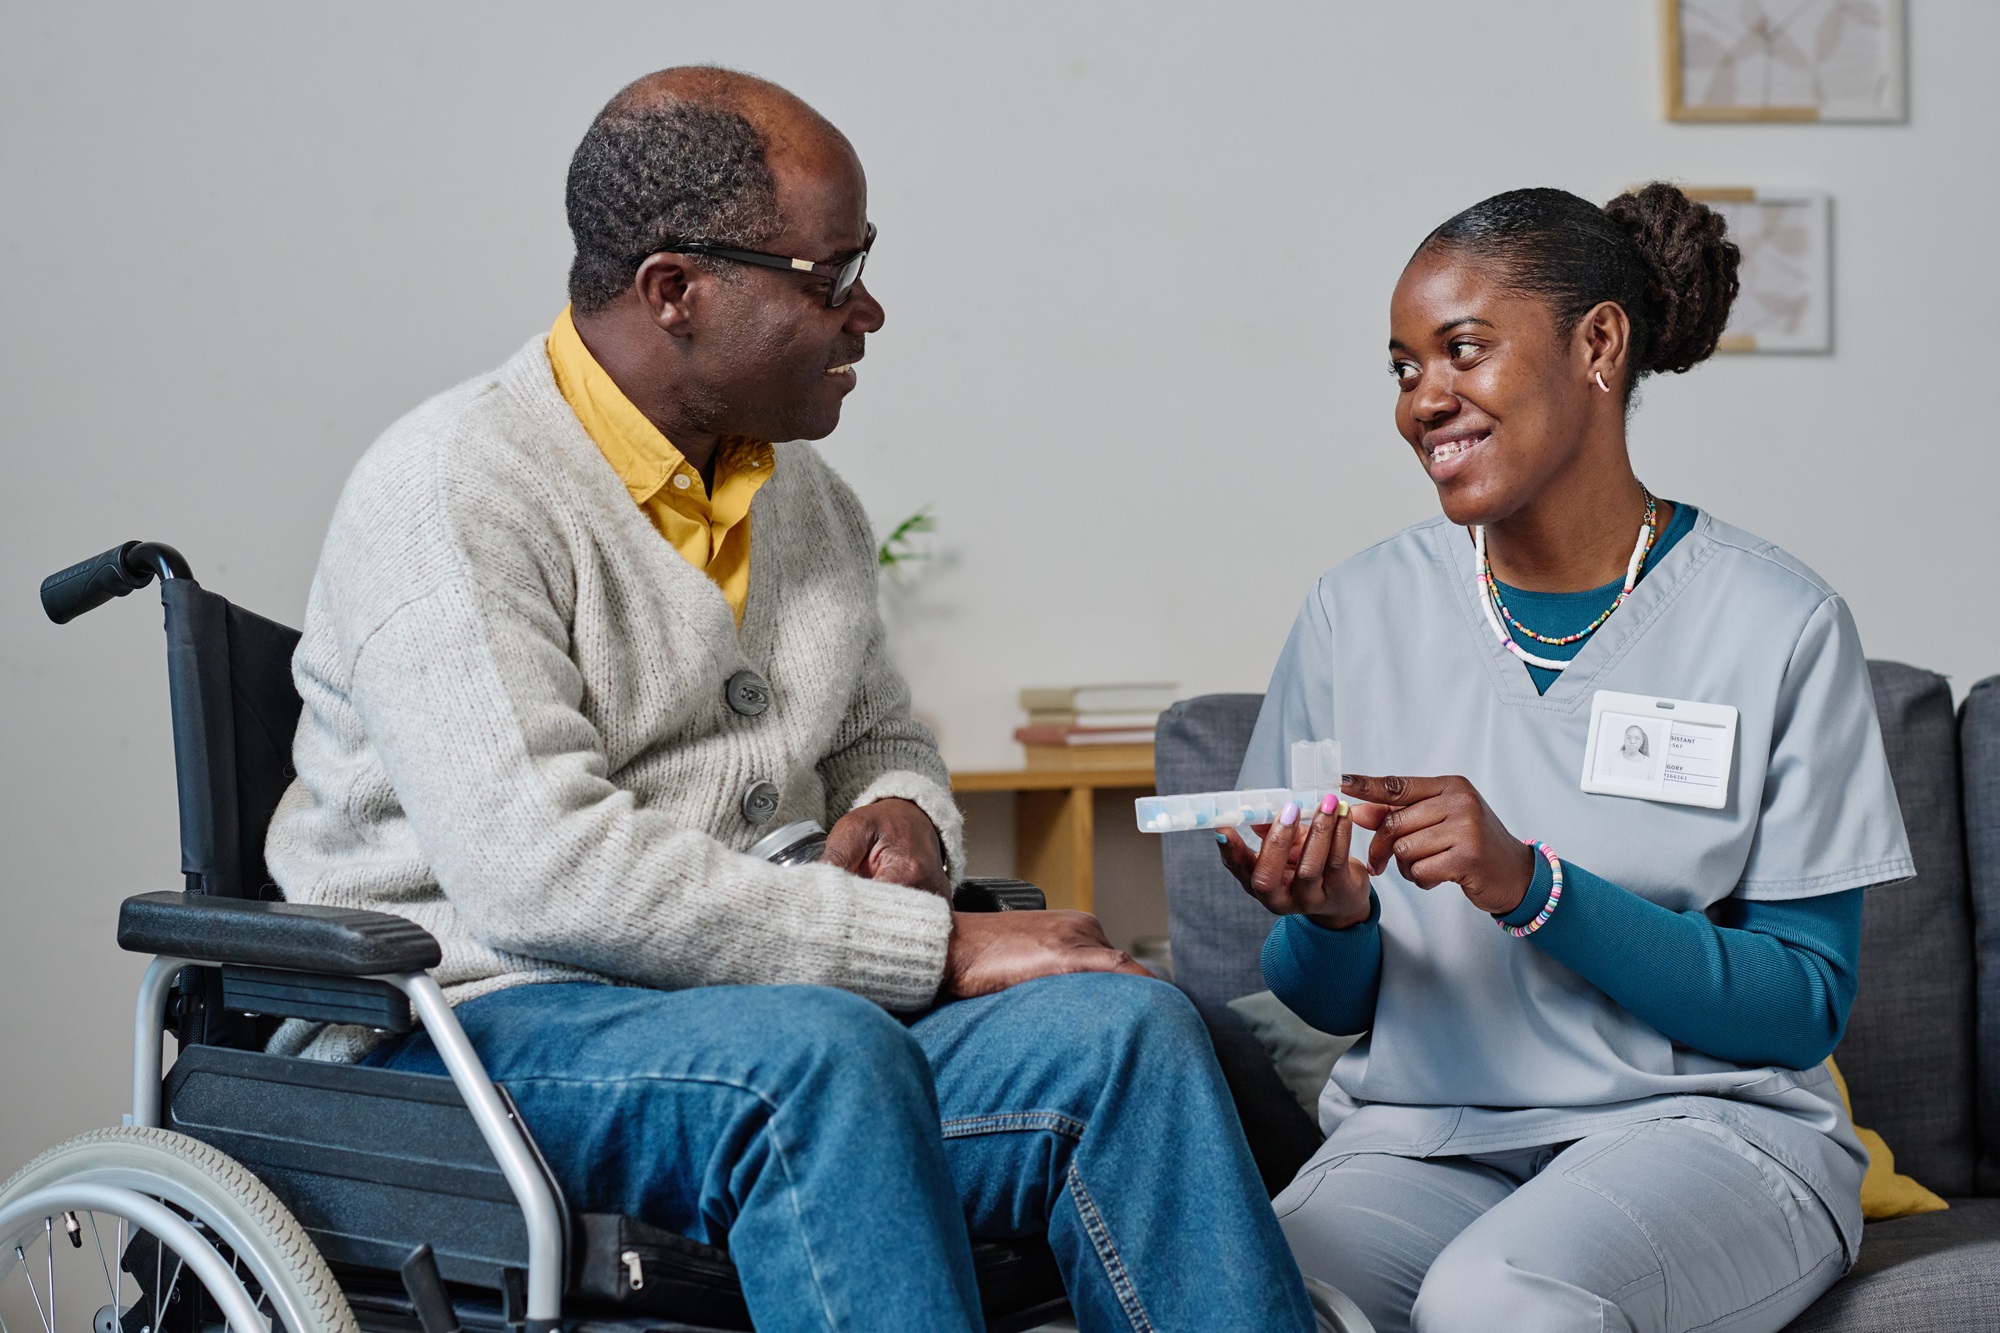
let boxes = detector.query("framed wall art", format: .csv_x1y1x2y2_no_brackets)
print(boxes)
1663,0,1907,122
1688,188,1832,353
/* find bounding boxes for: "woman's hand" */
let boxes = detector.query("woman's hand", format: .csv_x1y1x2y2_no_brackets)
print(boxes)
1217,794,1374,930
1340,775,1536,916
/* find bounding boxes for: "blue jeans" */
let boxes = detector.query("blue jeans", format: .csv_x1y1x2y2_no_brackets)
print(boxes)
365,974,1314,1333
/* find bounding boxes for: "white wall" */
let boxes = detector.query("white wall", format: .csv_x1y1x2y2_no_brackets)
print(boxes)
3,1,1994,1172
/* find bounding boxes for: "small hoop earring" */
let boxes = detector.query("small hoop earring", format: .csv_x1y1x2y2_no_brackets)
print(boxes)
1594,371,1611,394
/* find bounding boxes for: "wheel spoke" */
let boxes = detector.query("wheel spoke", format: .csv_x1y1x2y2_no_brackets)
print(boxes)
44,1220,54,1333
16,1243,52,1333
87,1211,119,1307
157,1253,186,1333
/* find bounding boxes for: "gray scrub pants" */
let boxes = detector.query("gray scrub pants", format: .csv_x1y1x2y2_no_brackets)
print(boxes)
1274,1118,1846,1333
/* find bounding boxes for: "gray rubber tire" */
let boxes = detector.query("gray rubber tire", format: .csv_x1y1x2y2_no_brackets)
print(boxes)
0,1127,356,1333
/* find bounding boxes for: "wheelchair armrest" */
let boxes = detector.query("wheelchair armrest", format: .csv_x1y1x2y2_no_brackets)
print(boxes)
118,891,443,975
951,877,1047,912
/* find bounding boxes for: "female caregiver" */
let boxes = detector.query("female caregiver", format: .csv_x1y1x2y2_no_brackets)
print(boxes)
1219,184,1914,1333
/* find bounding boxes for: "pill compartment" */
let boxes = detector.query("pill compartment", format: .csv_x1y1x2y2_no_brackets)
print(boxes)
1290,739,1343,793
1134,738,1342,835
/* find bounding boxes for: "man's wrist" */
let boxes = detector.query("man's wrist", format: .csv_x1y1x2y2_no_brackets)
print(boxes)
849,772,962,879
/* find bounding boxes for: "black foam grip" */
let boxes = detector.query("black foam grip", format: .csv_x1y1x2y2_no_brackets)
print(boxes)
953,878,1048,912
118,892,443,974
399,1245,463,1333
40,542,151,624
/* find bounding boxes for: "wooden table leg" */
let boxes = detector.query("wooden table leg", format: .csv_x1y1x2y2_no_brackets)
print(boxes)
1014,784,1095,913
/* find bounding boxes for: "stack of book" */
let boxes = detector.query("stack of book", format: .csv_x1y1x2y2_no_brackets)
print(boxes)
1013,683,1178,771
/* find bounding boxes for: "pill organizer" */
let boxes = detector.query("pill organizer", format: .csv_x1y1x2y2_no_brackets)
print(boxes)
1134,739,1343,833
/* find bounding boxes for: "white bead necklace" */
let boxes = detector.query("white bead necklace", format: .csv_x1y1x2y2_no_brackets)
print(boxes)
1473,504,1656,673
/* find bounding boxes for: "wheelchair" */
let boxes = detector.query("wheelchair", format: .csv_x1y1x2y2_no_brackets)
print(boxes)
0,541,1078,1333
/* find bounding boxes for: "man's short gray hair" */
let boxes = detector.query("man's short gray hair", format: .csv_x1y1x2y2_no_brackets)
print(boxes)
565,97,784,314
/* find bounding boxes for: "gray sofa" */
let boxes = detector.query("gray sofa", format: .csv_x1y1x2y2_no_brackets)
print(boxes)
1158,663,2000,1331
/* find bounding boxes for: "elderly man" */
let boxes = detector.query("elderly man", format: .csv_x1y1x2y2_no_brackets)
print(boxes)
266,67,1313,1333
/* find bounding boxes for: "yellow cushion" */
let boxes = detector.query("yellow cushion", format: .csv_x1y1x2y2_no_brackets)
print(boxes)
1826,1057,1951,1220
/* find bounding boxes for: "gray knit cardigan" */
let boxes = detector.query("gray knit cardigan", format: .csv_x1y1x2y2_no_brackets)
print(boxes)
265,337,963,1056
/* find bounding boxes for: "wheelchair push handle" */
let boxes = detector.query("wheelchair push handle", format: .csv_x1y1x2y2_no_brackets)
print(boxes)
40,540,192,624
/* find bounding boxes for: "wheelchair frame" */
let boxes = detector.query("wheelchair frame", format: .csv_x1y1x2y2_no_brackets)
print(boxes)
129,957,568,1330
25,540,1072,1333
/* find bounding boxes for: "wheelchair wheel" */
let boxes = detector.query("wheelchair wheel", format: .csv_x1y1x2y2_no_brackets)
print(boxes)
0,1127,355,1333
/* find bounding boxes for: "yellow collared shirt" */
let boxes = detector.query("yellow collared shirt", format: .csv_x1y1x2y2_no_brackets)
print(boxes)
547,306,774,622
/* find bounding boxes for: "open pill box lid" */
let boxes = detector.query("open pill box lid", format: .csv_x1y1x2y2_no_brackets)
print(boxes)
1134,740,1342,834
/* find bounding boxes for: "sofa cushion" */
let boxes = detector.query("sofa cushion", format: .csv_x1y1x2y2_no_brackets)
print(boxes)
1786,1199,2000,1332
1840,662,1981,1197
1155,694,1282,1010
1961,675,2000,1193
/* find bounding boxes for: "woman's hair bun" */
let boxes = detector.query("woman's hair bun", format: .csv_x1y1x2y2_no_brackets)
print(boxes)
1602,183,1741,375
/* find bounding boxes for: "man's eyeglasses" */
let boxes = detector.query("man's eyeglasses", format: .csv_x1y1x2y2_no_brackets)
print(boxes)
652,223,876,308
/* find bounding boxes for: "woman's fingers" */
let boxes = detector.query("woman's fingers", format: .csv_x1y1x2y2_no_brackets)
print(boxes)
1340,774,1453,807
1387,825,1458,887
1405,849,1472,893
1218,822,1299,911
1249,803,1306,898
1216,827,1258,884
1293,795,1344,889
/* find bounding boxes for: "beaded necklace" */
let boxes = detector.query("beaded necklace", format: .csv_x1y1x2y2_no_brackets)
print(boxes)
1474,490,1657,673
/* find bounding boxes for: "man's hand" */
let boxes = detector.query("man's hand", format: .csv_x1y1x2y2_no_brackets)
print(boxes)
940,911,1152,998
1217,794,1374,929
1341,774,1536,916
823,797,950,898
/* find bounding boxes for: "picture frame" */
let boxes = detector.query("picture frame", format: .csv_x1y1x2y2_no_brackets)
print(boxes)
1662,0,1907,123
1687,188,1833,354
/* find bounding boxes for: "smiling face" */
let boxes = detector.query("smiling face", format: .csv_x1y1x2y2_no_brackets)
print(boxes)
1388,246,1603,527
692,134,882,443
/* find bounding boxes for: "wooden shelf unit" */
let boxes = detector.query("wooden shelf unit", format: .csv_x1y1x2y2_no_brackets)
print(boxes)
949,764,1155,913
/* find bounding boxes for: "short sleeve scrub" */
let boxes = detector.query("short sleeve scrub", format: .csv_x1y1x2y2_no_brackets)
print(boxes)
1240,509,1914,1262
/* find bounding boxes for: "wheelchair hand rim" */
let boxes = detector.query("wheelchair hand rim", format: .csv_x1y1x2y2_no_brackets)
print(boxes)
0,1181,269,1332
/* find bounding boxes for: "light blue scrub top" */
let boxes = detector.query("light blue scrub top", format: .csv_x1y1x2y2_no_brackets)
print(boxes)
1241,510,1914,1258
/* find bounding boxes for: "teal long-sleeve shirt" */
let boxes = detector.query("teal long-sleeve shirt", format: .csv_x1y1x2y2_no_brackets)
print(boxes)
1262,867,1863,1069
1259,499,1862,1069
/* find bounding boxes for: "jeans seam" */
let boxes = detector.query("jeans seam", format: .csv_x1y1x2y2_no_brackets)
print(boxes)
1065,1161,1155,1333
485,1072,845,1329
939,1110,1087,1140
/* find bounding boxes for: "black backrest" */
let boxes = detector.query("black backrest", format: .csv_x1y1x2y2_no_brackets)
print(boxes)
159,578,303,1046
1843,661,1980,1197
1960,676,2000,1193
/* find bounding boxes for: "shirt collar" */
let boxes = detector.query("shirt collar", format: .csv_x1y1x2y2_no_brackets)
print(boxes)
546,304,690,507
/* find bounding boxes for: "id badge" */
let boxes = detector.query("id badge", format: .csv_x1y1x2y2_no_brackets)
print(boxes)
1580,690,1738,810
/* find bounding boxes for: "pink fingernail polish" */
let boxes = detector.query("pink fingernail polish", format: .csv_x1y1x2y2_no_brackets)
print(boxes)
1320,793,1340,815
1279,801,1300,826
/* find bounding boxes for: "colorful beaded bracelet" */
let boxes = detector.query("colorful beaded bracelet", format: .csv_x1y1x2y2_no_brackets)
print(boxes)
1500,840,1564,937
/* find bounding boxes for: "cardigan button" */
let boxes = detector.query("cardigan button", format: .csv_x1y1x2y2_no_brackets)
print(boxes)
725,669,772,717
740,780,782,825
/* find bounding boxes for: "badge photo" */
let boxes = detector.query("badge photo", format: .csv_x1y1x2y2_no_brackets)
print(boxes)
1579,690,1738,810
